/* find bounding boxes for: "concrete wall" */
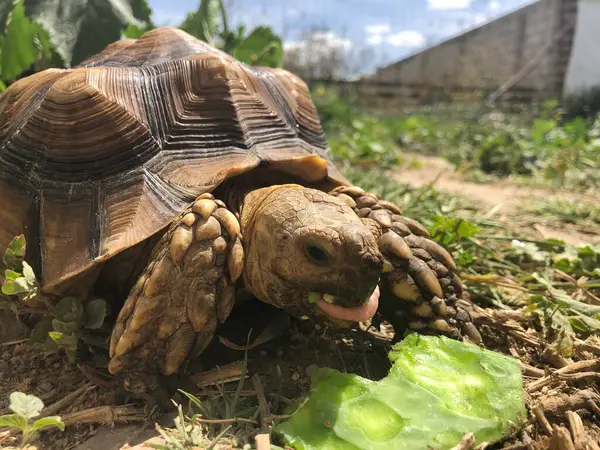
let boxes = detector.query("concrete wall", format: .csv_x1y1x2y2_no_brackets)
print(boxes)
563,0,600,95
368,0,578,100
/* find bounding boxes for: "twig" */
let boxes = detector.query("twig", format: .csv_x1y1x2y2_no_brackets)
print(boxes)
450,433,476,450
525,360,600,393
566,411,599,450
255,433,271,450
61,405,145,427
252,374,271,432
520,362,545,378
532,405,553,435
0,338,27,347
549,425,576,450
536,390,600,417
193,417,257,424
190,361,245,388
42,382,95,417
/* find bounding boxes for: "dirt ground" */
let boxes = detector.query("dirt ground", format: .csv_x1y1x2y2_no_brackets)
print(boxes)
395,153,600,246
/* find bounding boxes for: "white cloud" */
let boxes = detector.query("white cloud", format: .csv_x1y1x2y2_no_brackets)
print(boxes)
386,30,426,47
489,1,500,10
474,13,488,25
365,24,390,35
367,34,384,45
284,31,352,52
428,0,471,9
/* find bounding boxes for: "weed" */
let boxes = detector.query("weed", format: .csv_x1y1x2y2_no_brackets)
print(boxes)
314,89,600,189
1,235,108,362
0,392,64,447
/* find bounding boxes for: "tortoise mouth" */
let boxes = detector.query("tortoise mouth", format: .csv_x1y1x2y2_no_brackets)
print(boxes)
308,286,380,322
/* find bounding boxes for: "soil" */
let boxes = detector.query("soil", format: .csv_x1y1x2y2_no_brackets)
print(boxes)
395,153,600,246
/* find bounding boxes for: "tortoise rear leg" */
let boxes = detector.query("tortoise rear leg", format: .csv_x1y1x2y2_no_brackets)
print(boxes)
107,193,243,407
329,186,481,344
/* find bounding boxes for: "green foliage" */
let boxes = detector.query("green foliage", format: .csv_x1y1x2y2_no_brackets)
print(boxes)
390,111,600,188
0,0,43,82
230,25,283,67
29,295,109,362
1,235,109,362
0,0,284,92
180,0,283,67
276,335,526,450
25,0,149,67
527,197,600,227
0,392,64,446
312,86,401,168
315,87,600,188
563,85,600,120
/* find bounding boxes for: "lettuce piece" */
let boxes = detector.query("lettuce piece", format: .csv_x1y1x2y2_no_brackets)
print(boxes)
275,334,526,450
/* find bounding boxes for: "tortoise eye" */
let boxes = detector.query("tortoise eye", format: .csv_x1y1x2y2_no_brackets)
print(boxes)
304,244,329,266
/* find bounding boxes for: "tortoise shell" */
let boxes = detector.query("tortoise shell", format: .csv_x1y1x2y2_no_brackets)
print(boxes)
0,27,348,292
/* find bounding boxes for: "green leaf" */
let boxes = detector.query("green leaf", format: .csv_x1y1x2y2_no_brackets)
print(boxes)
54,296,84,323
0,413,28,430
179,0,221,44
32,416,65,432
23,0,150,67
3,234,26,271
122,22,149,39
276,335,526,450
29,315,54,344
232,25,283,67
49,331,78,348
2,276,32,295
48,331,78,362
0,0,40,82
9,391,44,419
22,261,36,285
84,298,107,329
4,269,21,281
51,319,79,335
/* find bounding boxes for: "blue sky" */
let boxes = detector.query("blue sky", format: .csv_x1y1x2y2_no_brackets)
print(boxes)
147,0,536,72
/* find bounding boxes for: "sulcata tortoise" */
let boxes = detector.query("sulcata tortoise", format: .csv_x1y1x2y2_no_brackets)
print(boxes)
0,27,480,400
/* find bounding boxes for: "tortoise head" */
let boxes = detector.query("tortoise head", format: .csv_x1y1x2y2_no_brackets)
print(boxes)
240,184,383,324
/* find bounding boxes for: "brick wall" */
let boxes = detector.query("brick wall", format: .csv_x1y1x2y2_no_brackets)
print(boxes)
366,0,577,100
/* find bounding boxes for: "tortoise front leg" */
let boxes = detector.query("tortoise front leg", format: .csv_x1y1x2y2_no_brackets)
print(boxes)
329,186,481,344
107,193,244,406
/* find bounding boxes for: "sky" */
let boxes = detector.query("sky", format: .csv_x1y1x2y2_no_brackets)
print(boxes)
147,0,537,74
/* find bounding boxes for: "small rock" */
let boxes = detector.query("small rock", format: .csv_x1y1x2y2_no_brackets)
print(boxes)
305,364,319,376
291,372,300,381
37,381,53,394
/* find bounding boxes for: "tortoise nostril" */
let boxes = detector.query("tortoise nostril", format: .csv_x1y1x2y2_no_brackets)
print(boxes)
304,244,330,266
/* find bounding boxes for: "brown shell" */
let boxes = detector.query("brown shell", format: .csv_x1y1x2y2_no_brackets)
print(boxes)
0,27,348,292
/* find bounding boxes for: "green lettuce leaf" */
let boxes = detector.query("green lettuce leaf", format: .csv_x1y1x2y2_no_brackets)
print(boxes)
276,334,526,450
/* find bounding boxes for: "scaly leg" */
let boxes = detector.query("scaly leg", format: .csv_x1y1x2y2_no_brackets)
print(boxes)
107,193,244,404
329,185,481,343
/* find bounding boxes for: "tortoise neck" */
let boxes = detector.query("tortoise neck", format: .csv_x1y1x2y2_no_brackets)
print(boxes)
212,168,335,214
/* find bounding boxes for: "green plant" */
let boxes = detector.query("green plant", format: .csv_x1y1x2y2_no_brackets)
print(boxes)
149,348,256,449
179,0,283,67
0,0,150,88
0,392,64,447
1,235,109,362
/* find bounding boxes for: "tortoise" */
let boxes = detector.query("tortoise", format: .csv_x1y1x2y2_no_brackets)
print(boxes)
0,27,481,402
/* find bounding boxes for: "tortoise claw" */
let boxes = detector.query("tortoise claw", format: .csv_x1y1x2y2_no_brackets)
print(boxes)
329,185,481,344
108,194,243,395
